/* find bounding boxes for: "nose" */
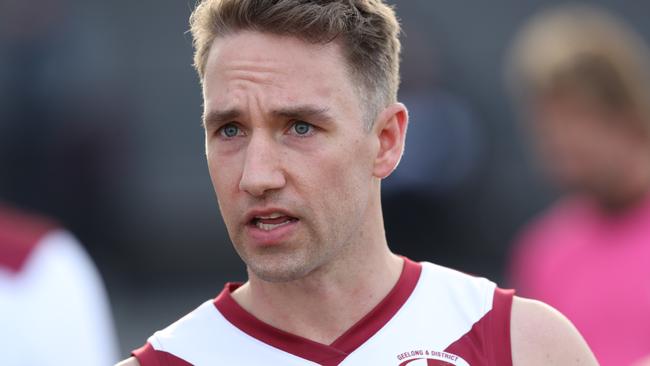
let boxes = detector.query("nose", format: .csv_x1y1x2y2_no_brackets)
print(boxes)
239,133,286,197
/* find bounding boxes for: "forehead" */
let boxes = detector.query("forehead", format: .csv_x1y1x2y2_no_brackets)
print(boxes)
202,31,358,113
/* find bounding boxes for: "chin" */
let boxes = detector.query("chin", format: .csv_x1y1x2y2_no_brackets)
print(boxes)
249,264,311,283
245,254,318,283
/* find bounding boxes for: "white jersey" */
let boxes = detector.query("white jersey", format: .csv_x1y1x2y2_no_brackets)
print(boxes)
134,258,513,366
0,205,119,366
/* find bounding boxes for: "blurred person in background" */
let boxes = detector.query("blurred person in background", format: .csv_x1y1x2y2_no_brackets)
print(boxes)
507,4,650,366
1,0,120,364
118,1,596,365
0,203,119,365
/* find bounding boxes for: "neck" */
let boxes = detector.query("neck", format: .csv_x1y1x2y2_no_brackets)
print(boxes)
231,198,403,345
594,150,650,213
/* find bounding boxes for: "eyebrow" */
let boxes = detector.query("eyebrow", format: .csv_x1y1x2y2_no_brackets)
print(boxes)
273,105,333,124
202,109,242,130
202,105,333,129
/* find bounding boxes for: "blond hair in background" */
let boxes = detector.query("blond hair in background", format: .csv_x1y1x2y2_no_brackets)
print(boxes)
506,3,650,135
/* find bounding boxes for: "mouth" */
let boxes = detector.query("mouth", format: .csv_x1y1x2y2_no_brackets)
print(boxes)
248,211,299,232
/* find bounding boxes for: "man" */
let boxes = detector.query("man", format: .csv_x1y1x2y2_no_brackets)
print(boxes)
0,203,119,365
119,1,597,365
507,5,650,366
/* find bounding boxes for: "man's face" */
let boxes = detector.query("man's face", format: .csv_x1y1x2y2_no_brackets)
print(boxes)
202,31,379,282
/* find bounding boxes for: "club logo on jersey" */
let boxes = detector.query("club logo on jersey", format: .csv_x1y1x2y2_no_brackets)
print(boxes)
396,349,469,366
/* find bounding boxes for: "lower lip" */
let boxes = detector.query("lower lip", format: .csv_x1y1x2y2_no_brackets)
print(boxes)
245,220,299,246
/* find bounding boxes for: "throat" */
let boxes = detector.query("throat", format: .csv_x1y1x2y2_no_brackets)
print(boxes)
231,254,406,345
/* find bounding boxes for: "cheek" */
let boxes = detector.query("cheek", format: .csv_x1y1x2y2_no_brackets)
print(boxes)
206,152,243,217
313,149,372,210
207,145,242,187
302,144,368,185
289,148,363,210
207,158,225,193
568,126,619,165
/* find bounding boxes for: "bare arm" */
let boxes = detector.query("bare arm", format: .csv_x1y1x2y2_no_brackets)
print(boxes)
115,357,141,366
511,296,599,366
631,356,650,366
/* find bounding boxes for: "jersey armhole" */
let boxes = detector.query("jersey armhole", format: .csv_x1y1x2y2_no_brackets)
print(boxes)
132,342,193,366
489,287,515,366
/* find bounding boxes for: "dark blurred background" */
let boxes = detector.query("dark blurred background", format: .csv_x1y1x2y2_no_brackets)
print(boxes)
1,0,648,356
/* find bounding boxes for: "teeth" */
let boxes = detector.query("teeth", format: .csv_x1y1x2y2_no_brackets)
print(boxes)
255,220,292,231
257,212,284,219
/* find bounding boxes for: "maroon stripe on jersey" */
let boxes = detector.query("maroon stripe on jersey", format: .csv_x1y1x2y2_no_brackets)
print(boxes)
214,257,422,366
0,204,57,273
133,342,193,366
330,257,422,354
444,287,515,366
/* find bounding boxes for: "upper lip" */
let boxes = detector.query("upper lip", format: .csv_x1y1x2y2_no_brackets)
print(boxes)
244,207,298,224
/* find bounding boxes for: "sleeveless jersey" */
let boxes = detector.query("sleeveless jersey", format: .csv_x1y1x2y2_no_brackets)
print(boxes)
0,204,119,365
133,258,514,366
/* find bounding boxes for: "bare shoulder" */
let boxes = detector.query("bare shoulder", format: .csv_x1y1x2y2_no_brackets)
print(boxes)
510,296,599,366
631,355,650,366
115,357,141,366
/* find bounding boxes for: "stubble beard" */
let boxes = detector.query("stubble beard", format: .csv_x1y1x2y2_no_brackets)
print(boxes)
233,220,357,284
232,226,331,283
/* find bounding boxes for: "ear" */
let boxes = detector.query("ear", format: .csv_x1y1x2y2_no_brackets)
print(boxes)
372,103,409,179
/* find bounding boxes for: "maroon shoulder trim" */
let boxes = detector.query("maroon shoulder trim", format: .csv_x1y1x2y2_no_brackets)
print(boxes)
0,204,57,273
132,342,193,366
489,288,515,366
444,287,515,366
214,257,422,366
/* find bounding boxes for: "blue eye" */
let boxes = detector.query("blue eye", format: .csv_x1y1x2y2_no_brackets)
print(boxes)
220,124,240,138
292,121,313,135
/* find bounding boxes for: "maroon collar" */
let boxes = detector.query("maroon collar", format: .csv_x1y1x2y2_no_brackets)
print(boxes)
214,258,422,366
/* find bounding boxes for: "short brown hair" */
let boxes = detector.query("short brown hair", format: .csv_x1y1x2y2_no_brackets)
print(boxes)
189,0,402,126
507,4,650,126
